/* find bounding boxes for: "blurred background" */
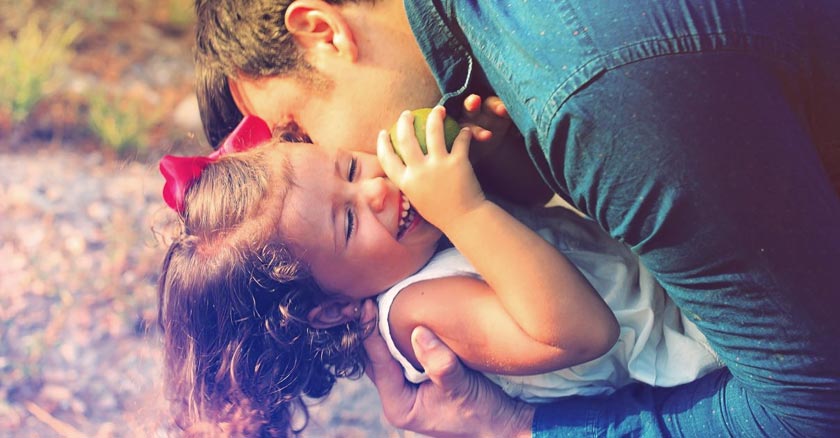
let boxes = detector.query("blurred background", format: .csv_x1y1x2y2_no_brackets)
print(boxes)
0,0,400,436
4,1,839,437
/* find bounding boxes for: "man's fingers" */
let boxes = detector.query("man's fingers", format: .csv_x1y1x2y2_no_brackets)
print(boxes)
361,300,393,382
484,96,509,118
362,304,411,389
359,298,377,325
362,300,419,424
411,326,468,391
464,94,482,114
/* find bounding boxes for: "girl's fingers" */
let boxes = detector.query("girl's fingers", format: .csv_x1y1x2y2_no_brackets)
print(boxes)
395,110,424,164
425,106,448,157
450,127,473,158
377,130,405,181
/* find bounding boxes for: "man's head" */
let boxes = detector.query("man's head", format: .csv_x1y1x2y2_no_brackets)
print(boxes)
195,0,312,147
195,0,441,153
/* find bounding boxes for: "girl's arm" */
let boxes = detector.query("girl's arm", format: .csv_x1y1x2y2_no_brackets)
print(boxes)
377,107,619,374
388,275,612,375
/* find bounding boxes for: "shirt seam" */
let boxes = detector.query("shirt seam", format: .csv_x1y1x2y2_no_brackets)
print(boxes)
537,31,806,141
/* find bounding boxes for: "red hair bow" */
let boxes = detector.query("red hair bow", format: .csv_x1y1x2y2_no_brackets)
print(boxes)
159,115,272,213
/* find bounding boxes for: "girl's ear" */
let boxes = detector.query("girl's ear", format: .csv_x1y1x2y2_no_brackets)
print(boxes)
307,298,361,329
285,0,359,62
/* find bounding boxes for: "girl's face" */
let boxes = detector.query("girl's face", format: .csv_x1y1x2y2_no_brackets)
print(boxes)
276,144,442,299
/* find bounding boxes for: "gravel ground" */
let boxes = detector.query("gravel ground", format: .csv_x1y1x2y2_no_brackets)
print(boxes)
2,3,415,435
5,4,834,434
0,146,405,437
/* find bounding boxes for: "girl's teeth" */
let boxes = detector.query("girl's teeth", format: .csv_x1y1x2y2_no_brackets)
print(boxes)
397,194,415,238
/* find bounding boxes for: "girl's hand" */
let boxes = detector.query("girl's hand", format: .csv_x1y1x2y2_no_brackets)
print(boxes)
378,106,486,232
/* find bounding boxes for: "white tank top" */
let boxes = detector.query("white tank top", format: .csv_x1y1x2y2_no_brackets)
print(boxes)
377,206,721,403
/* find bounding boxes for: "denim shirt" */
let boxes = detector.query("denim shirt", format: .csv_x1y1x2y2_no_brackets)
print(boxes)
405,0,813,200
405,1,840,436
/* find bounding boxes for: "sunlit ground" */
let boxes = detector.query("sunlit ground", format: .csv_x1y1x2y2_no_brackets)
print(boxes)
0,1,400,436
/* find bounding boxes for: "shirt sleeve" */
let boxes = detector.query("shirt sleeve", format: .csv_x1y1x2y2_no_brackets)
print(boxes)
531,47,840,436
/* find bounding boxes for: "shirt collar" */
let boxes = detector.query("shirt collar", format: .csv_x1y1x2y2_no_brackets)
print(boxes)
403,0,474,109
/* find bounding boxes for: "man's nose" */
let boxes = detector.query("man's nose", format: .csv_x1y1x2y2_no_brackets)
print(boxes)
361,177,389,212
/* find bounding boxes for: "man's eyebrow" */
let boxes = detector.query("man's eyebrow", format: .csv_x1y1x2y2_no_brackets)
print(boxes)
332,151,341,254
275,122,312,143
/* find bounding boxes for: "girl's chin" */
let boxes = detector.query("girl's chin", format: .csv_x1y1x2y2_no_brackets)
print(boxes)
401,224,442,251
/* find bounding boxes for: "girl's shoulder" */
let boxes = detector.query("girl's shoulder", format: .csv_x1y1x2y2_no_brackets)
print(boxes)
378,247,479,308
377,249,488,372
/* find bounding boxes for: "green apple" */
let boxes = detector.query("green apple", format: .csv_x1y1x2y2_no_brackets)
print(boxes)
389,108,461,160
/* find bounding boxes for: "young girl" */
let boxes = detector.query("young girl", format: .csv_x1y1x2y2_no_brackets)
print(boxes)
157,108,719,436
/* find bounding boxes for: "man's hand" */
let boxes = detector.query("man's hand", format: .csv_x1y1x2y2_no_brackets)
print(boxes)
460,94,511,144
361,300,534,438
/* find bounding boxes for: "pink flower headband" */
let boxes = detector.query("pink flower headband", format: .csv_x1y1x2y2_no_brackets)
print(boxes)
159,115,272,213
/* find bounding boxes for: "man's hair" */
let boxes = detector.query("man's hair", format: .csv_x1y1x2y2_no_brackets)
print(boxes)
195,60,242,151
158,142,369,437
194,0,367,147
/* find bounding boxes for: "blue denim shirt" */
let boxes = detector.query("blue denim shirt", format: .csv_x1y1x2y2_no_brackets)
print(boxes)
405,1,840,436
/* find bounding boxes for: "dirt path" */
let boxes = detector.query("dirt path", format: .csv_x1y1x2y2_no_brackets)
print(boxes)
0,146,400,437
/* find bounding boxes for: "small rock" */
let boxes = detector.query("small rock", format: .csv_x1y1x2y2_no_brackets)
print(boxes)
0,401,23,429
40,384,73,405
19,224,46,250
59,342,79,363
70,397,87,415
4,246,28,270
172,94,202,132
87,202,111,222
45,185,63,202
97,393,118,411
6,184,30,207
64,235,87,255
95,422,116,438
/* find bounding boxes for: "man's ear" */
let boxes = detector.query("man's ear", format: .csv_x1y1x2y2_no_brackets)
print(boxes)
307,298,361,329
285,0,358,62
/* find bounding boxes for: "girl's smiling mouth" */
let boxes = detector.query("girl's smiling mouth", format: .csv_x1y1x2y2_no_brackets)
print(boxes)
397,193,418,240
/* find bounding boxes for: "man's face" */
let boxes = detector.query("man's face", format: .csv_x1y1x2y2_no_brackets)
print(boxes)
221,0,443,153
228,56,442,156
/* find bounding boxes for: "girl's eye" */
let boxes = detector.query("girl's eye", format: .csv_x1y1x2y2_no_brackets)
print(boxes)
345,209,356,243
348,157,358,181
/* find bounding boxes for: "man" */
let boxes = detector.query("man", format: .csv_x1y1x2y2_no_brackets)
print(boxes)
194,0,840,436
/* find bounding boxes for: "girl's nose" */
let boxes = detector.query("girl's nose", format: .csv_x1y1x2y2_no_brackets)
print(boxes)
361,177,389,212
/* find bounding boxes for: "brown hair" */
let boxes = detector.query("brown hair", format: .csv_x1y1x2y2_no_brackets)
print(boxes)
194,0,369,147
158,143,368,437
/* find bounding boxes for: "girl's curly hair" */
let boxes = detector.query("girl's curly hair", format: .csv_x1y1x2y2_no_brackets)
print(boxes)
158,144,370,437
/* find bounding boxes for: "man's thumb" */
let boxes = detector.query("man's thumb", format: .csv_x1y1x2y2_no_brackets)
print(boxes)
411,326,466,389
